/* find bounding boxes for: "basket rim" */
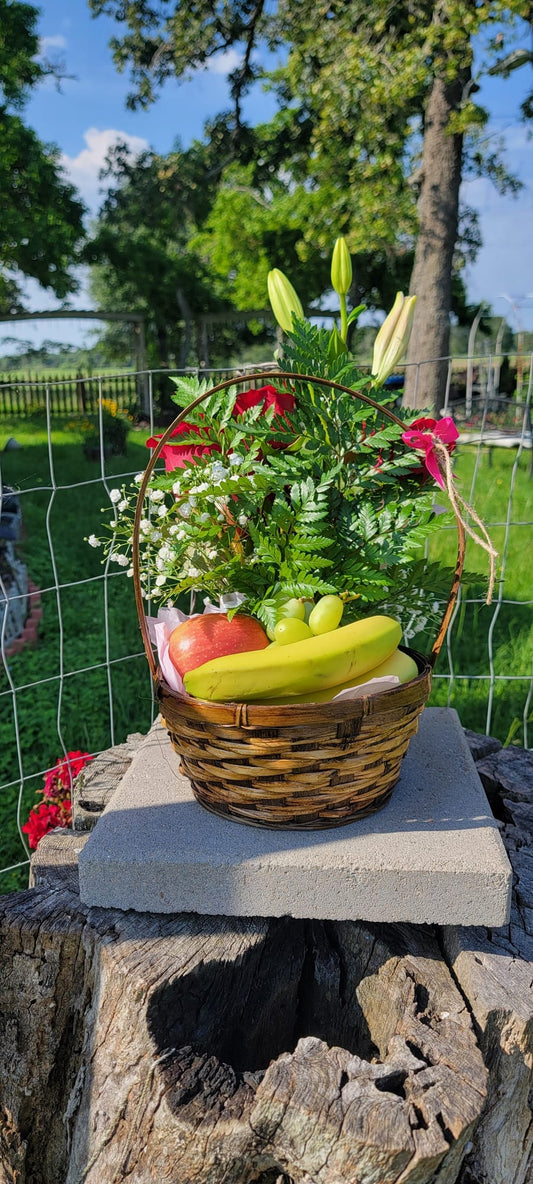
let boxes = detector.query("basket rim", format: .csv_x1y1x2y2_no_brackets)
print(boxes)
156,644,432,720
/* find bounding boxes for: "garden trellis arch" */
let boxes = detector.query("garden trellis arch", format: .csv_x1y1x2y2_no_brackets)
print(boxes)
0,309,149,414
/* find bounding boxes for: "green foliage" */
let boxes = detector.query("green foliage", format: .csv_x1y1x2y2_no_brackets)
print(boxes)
85,143,276,370
0,0,85,304
88,0,533,338
88,0,270,112
100,323,459,637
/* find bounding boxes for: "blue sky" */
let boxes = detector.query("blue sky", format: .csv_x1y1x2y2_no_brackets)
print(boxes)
4,0,533,352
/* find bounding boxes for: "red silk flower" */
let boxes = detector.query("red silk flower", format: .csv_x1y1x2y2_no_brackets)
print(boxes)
232,384,295,418
402,416,458,490
146,420,221,473
147,386,296,472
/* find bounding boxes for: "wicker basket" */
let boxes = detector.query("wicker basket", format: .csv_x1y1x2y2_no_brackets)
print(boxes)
133,371,465,830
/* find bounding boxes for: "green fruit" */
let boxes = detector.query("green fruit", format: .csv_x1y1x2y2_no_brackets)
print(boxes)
302,600,314,624
278,598,306,621
274,618,313,645
308,595,344,635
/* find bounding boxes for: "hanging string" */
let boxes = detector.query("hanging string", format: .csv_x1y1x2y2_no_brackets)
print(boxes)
431,435,498,605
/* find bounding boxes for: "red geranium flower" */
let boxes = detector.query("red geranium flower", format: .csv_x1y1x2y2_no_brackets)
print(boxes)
22,799,72,850
43,750,93,798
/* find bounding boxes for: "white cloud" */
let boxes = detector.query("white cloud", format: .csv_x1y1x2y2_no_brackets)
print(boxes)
205,48,243,75
61,127,150,211
39,34,67,53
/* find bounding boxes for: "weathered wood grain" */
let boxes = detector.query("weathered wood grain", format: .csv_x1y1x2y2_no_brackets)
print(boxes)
0,875,486,1184
1,728,531,1184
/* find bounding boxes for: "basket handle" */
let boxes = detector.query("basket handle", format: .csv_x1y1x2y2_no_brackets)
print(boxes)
133,370,465,677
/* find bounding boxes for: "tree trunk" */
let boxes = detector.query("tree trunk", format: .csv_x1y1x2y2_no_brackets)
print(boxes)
0,877,487,1184
1,732,532,1184
403,72,467,413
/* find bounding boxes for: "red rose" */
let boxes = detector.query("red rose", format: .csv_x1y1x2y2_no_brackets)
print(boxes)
232,384,295,418
233,385,296,449
146,420,221,473
147,386,296,471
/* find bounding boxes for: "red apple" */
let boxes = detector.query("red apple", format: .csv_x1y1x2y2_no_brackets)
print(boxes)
168,613,269,677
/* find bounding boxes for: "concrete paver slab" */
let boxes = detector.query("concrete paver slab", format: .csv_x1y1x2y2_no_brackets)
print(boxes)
78,708,511,924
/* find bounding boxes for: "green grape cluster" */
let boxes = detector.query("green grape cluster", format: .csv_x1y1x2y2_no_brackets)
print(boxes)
271,595,344,646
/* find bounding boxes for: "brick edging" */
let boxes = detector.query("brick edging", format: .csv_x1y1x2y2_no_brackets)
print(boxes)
4,580,42,658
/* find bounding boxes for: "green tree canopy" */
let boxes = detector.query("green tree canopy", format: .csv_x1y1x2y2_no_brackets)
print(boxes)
0,0,85,310
85,140,279,370
90,0,533,404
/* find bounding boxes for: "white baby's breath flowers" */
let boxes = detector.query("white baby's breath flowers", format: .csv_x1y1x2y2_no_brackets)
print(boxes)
87,534,100,548
155,574,166,587
140,519,151,534
211,463,229,484
110,552,129,567
237,513,249,527
109,488,121,504
149,488,165,502
118,499,129,513
179,501,193,518
157,504,167,517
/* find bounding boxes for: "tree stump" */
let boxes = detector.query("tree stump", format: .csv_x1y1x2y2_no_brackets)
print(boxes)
1,732,532,1184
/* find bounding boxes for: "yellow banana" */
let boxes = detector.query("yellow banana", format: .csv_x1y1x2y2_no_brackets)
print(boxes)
258,648,419,704
184,615,401,702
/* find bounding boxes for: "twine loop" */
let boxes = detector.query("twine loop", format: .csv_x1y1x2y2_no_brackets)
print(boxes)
430,434,498,605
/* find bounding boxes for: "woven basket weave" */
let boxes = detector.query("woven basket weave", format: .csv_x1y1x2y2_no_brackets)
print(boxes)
133,371,465,830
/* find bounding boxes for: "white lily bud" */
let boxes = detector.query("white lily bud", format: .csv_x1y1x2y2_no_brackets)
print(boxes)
267,269,304,333
372,293,417,385
331,237,352,297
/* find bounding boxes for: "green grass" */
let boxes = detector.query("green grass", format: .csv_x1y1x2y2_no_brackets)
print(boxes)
0,415,155,892
1,421,532,894
421,445,533,741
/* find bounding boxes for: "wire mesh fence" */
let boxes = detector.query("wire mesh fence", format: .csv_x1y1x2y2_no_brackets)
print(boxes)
1,358,532,891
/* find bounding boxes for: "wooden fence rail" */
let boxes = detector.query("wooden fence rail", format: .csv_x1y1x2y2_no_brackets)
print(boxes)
0,371,139,418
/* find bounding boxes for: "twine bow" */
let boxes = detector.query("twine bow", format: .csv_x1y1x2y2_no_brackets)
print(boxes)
402,418,498,605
